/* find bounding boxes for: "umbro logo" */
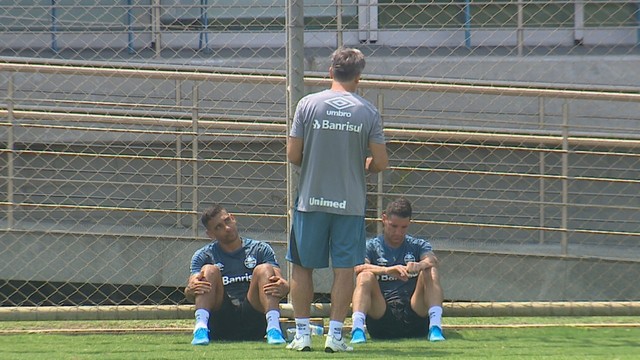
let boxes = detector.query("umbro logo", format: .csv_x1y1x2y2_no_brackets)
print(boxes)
324,97,355,111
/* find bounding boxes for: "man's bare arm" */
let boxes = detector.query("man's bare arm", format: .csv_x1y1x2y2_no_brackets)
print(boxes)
366,142,389,173
287,137,304,166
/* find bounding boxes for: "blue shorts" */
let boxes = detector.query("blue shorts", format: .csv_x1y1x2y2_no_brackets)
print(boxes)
286,209,366,268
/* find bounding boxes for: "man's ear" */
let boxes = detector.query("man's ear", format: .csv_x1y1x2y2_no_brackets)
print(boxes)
329,66,334,79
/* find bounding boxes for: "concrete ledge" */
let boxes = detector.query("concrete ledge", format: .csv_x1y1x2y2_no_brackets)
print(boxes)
2,302,640,321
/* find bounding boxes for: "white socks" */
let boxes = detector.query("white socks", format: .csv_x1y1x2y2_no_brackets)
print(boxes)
351,311,366,331
194,309,209,330
329,320,344,340
295,318,311,336
266,310,281,331
428,306,443,328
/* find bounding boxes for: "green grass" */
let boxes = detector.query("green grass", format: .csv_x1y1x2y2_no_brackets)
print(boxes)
0,318,639,359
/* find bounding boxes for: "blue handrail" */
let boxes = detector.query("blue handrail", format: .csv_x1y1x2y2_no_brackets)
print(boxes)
199,0,210,51
51,0,59,52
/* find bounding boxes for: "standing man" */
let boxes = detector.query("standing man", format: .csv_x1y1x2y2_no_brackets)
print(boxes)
185,204,289,345
286,47,389,353
350,197,446,344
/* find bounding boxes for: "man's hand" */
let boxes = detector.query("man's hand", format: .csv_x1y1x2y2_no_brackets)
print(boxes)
386,265,410,281
365,156,373,172
406,254,439,276
188,269,212,296
406,261,423,275
421,253,439,269
262,275,289,299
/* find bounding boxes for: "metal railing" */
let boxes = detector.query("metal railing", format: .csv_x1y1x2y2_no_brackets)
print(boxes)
2,1,639,55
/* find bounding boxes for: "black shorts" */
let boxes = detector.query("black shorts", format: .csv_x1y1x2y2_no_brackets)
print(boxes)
208,292,266,341
365,297,429,339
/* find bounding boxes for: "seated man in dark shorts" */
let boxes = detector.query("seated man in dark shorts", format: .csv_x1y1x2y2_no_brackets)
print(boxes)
349,197,445,343
184,204,289,345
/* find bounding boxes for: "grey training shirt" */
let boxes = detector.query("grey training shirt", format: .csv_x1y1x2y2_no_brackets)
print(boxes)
290,89,385,215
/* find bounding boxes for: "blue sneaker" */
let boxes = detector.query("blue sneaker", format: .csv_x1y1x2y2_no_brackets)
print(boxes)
266,328,286,345
191,327,210,345
350,328,366,344
428,326,445,342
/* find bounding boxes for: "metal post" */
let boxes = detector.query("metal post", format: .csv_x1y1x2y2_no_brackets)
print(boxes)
336,0,343,48
192,83,200,238
152,0,161,57
517,0,524,56
464,0,472,49
176,80,183,227
355,0,380,42
199,0,210,51
358,0,368,43
126,0,135,54
51,0,59,53
637,2,640,47
286,0,305,287
287,0,305,130
574,0,585,45
369,0,378,43
538,97,545,244
561,101,569,255
286,0,305,211
176,133,183,226
7,75,15,229
376,93,384,235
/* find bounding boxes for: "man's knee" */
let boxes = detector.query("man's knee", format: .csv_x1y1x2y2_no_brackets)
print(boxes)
250,263,276,283
202,264,222,279
355,270,377,287
197,265,224,306
253,263,275,274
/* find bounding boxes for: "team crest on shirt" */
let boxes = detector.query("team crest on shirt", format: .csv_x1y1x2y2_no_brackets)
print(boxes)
214,262,224,271
403,253,416,264
244,255,257,269
376,257,388,266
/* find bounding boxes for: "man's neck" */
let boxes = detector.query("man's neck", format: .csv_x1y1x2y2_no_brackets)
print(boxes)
383,235,405,249
218,236,242,253
331,81,357,93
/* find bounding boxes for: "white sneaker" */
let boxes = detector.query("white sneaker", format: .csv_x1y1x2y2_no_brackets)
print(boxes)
324,335,353,353
286,333,312,351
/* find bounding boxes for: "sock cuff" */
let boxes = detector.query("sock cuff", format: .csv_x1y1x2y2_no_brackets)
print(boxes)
353,311,366,318
428,306,443,315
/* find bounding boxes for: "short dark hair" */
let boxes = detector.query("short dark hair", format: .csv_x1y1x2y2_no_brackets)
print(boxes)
201,204,226,228
330,47,366,82
384,197,412,219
